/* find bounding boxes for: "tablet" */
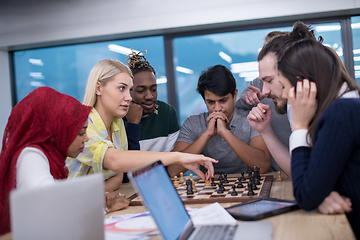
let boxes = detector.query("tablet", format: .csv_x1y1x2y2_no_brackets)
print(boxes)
225,198,299,221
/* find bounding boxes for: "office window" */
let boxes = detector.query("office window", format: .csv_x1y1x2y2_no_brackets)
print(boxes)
352,16,360,83
173,22,343,124
13,36,167,104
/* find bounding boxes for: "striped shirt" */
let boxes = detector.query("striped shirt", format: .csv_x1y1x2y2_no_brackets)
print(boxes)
66,108,128,180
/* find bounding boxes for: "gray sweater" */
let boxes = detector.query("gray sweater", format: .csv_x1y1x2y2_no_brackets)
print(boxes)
235,77,291,172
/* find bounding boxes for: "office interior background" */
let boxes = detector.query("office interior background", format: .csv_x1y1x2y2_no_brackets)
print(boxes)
0,0,360,149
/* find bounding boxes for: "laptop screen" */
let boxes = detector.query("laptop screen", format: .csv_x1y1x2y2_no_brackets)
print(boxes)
130,161,191,240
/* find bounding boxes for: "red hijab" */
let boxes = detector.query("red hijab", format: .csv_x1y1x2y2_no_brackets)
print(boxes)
0,87,92,234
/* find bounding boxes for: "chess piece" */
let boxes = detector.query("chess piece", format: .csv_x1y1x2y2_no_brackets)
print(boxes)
254,166,262,182
277,171,283,181
211,177,216,187
223,173,229,183
220,180,225,192
185,177,189,189
218,171,224,181
217,181,224,194
237,180,244,188
186,178,193,195
247,182,254,196
231,184,238,196
251,177,258,190
254,177,260,185
204,172,211,187
179,172,185,184
191,177,197,193
240,172,246,181
173,176,179,188
248,174,257,190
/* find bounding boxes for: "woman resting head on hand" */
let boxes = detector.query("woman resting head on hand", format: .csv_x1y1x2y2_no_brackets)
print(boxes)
277,39,360,238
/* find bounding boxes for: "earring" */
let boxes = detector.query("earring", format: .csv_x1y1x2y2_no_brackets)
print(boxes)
154,104,159,115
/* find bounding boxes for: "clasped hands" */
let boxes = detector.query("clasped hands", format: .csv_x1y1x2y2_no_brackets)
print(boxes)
206,111,229,137
104,189,130,213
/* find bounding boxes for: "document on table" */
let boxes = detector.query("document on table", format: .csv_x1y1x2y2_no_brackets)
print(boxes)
190,202,237,226
104,213,158,240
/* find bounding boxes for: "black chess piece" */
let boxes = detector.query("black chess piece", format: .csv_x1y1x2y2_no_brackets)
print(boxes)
249,175,257,190
218,171,224,181
247,182,254,196
252,180,258,190
219,180,226,191
231,184,238,196
223,173,229,183
217,181,224,194
240,172,246,181
186,179,194,195
254,166,262,182
211,177,216,186
237,179,244,188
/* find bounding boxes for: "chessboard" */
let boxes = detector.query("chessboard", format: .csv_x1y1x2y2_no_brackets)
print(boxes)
129,173,273,206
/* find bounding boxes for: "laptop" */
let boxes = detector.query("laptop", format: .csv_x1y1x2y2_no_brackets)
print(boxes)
10,173,105,240
128,160,272,240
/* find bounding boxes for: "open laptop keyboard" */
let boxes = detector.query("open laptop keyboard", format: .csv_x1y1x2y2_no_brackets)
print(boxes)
191,224,237,240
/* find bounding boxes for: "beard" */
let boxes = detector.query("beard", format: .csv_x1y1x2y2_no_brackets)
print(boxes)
268,93,287,115
274,100,287,115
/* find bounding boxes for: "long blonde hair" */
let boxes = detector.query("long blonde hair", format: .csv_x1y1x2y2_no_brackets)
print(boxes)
83,59,133,107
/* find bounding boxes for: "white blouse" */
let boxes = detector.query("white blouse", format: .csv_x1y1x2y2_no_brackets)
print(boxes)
16,147,56,190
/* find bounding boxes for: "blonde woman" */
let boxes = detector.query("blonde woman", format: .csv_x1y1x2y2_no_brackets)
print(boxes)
66,59,217,192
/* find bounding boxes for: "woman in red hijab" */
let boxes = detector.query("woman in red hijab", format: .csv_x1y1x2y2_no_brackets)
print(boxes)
0,87,92,234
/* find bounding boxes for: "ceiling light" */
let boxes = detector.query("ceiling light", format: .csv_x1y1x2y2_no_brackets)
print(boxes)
157,76,167,84
176,66,194,74
108,44,139,55
230,61,258,73
29,59,44,66
219,51,232,63
315,25,341,32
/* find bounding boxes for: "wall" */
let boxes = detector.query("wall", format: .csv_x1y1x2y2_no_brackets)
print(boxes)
1,0,359,50
0,0,360,148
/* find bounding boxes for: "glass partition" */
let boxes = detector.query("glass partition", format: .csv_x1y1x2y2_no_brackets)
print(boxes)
173,22,343,124
352,16,360,84
13,36,166,103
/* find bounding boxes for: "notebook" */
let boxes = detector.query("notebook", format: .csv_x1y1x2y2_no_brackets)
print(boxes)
10,173,105,240
128,160,272,240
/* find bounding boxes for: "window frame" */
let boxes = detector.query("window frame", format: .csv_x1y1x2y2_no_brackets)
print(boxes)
9,16,358,118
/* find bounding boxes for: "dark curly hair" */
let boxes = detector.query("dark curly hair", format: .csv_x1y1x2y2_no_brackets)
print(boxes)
126,49,156,76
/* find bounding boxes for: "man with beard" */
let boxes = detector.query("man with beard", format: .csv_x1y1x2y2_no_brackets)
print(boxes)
168,65,271,176
236,60,291,172
237,21,316,176
238,21,352,215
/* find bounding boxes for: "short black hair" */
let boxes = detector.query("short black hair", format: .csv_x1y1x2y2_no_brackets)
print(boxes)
196,65,236,99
